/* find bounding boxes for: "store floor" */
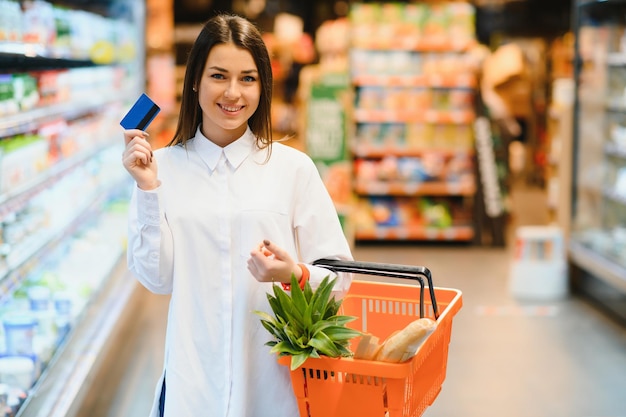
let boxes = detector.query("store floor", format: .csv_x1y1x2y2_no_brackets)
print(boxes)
79,183,626,417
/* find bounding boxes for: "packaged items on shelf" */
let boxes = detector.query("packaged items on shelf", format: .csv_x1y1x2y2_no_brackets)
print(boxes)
347,2,479,242
0,0,23,43
350,2,475,50
21,0,56,49
0,66,128,122
353,196,471,240
355,153,473,185
0,133,49,193
0,0,139,63
0,73,39,116
2,313,37,355
0,108,121,196
0,355,37,391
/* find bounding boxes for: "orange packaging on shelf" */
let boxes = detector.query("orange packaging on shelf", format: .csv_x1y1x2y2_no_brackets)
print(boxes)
277,259,463,417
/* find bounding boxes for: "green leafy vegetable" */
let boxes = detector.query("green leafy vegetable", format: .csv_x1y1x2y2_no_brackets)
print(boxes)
255,275,362,370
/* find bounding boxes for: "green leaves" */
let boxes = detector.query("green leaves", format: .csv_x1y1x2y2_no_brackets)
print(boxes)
254,274,362,370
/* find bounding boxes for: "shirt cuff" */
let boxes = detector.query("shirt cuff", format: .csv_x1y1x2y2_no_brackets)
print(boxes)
136,187,162,226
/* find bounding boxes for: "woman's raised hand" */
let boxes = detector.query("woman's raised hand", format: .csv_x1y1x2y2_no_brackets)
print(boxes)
122,129,160,190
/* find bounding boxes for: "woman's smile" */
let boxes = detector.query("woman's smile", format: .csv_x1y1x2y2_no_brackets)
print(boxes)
219,103,245,113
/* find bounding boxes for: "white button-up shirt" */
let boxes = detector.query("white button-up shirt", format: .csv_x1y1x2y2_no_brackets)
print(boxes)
127,126,353,417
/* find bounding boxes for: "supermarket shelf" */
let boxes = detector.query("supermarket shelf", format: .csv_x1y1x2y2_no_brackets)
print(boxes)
355,179,476,196
348,3,479,246
355,225,474,241
354,108,475,124
0,42,46,56
16,258,141,417
0,177,128,304
0,93,127,138
352,73,477,89
570,240,626,292
353,144,474,158
0,44,95,70
0,144,110,215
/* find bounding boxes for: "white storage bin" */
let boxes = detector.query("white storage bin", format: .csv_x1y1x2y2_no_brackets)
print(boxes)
509,225,568,300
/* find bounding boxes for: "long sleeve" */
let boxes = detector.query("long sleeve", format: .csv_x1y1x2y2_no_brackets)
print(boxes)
127,185,175,294
293,157,353,298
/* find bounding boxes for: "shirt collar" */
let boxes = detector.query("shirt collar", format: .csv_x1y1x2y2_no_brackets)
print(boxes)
191,126,256,171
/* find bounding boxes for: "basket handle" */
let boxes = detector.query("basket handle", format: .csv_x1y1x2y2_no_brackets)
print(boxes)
312,258,439,320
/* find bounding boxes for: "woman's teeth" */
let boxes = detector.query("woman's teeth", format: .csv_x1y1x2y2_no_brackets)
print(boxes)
220,104,242,112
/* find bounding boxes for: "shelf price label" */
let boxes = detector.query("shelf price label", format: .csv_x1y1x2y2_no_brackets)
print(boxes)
443,227,458,240
365,182,391,195
404,182,420,194
424,228,440,240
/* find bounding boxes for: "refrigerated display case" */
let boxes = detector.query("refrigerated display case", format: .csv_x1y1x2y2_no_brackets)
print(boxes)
0,1,146,415
571,0,626,322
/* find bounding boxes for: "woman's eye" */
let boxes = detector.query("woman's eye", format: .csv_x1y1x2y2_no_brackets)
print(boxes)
211,73,225,80
243,76,256,82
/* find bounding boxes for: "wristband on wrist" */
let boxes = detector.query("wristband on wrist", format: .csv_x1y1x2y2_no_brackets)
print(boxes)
281,263,310,291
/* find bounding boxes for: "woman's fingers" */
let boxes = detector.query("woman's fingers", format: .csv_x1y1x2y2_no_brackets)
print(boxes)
262,240,290,262
248,240,299,283
123,136,153,166
123,129,149,145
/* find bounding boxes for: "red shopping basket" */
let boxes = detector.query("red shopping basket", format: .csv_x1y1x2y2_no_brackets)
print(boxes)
277,259,463,417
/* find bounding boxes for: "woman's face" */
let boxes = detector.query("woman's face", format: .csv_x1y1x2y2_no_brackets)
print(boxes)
198,43,261,146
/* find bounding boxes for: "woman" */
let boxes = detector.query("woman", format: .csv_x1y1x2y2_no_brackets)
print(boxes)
121,14,353,417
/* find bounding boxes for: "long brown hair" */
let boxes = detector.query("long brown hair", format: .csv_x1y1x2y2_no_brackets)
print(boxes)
168,14,273,148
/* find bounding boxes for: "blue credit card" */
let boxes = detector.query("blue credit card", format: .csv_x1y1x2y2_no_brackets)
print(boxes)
120,93,161,130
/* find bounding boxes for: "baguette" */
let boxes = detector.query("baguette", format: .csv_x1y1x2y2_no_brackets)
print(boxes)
375,318,437,363
353,333,382,360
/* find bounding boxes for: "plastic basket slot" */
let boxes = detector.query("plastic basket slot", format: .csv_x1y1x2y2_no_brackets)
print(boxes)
383,382,389,411
425,304,435,318
344,373,385,386
365,298,421,317
306,369,334,381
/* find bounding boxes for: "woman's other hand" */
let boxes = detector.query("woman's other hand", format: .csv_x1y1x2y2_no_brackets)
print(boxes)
247,239,302,284
122,129,160,190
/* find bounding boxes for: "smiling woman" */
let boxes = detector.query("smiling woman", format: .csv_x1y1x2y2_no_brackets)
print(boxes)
120,13,353,417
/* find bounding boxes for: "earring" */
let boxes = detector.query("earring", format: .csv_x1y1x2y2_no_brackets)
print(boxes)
192,86,197,92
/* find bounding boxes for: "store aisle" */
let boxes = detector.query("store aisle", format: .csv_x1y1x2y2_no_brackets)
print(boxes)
79,184,626,417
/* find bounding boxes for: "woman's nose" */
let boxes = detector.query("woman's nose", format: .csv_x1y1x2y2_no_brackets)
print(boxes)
224,81,240,99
